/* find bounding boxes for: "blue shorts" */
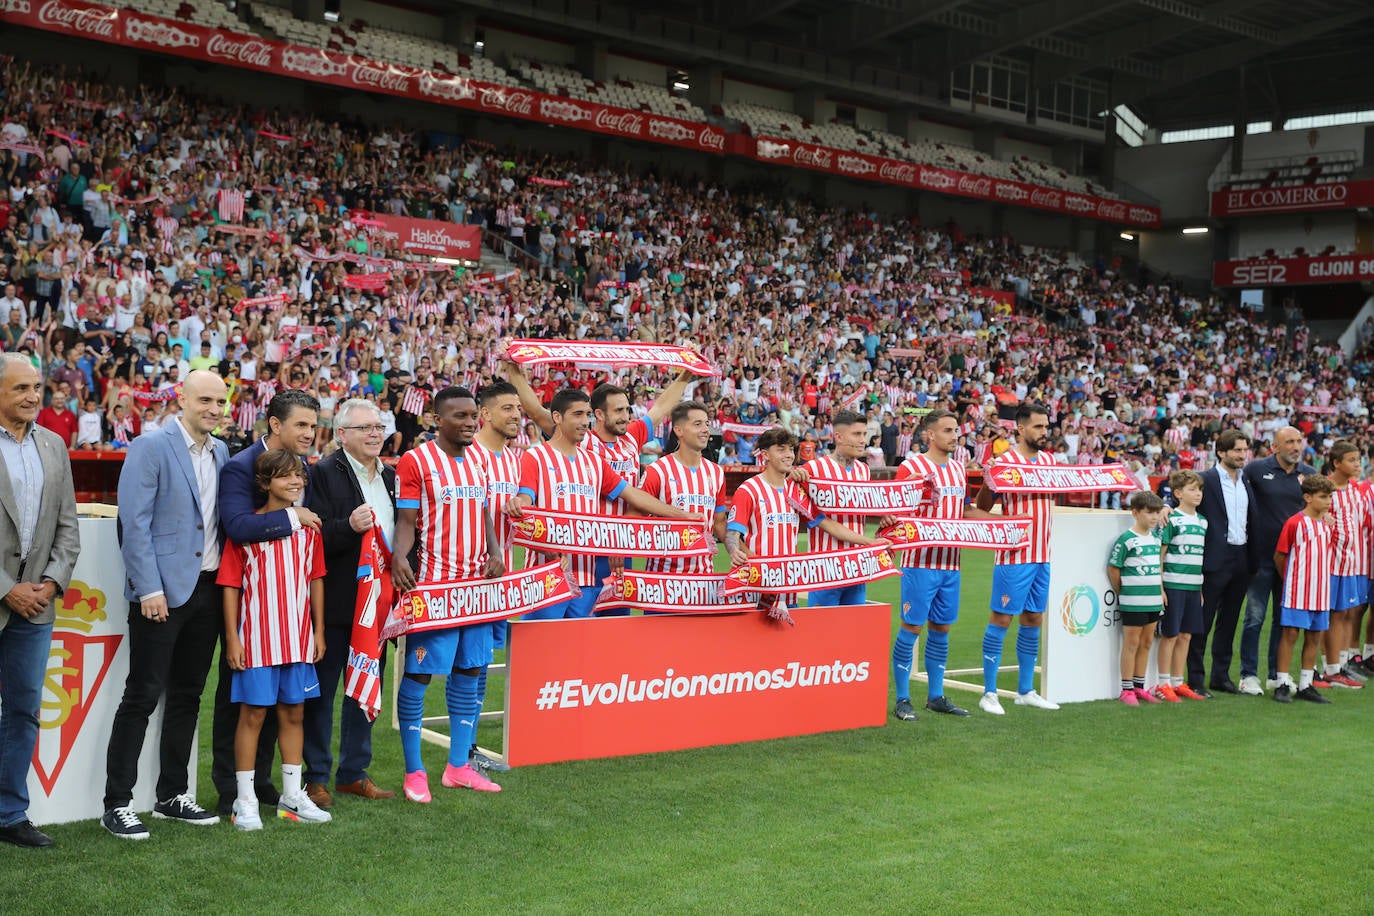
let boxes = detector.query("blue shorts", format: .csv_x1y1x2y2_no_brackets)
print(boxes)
900,567,960,627
231,662,320,706
808,584,868,608
490,619,508,652
1279,606,1330,632
405,624,494,674
525,585,603,621
1161,588,1203,637
990,562,1051,616
1331,576,1368,610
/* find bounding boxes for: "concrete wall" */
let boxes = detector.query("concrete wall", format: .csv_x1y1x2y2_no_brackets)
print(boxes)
1114,138,1228,222
341,0,440,38
913,119,976,147
1232,213,1356,259
483,25,574,67
1241,124,1364,165
1137,230,1215,285
999,137,1055,163
606,54,669,87
721,78,794,111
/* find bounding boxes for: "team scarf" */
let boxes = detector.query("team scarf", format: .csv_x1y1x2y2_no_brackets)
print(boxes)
720,421,773,436
808,478,929,516
723,544,899,596
877,517,1032,551
984,462,1135,493
594,570,743,615
396,561,576,633
503,338,718,377
511,508,712,559
234,293,291,314
128,387,178,405
346,527,393,722
343,273,391,291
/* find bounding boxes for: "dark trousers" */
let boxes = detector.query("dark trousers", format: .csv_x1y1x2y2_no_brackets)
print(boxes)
1188,545,1249,687
104,573,221,810
303,624,383,786
211,623,279,800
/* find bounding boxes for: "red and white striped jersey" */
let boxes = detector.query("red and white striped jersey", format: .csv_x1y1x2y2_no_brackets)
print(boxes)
727,476,820,558
580,417,654,512
1276,512,1332,611
518,442,627,586
1164,425,1189,450
1329,483,1371,577
895,454,965,571
987,447,1055,565
400,385,431,417
804,456,869,554
216,527,325,668
640,454,726,574
396,441,490,584
468,439,523,570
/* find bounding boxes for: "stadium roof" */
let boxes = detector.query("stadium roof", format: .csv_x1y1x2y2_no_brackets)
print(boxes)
436,0,1374,136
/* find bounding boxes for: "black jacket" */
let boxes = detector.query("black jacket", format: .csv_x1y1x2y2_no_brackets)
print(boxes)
307,449,398,629
1198,466,1253,576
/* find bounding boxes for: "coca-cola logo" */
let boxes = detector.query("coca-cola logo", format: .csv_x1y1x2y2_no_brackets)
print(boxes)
1128,206,1158,225
279,47,347,78
594,109,643,136
837,155,876,176
417,72,476,102
956,175,993,197
1064,194,1096,213
539,99,591,123
878,161,916,183
478,87,534,116
919,168,956,190
995,182,1029,201
125,16,201,49
756,139,790,160
698,127,725,152
1096,201,1128,221
647,119,695,143
1030,188,1062,208
37,0,115,38
0,0,32,14
206,34,274,68
794,146,832,169
351,63,410,93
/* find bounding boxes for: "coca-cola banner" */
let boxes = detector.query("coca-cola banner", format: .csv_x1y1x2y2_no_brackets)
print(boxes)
371,213,479,260
1213,254,1374,287
1210,180,1374,217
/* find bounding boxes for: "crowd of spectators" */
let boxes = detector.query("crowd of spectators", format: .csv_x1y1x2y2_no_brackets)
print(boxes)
1,56,1368,480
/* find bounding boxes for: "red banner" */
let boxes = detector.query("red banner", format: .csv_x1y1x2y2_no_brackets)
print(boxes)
878,517,1031,551
594,571,742,614
1212,254,1374,287
1294,404,1338,415
342,273,390,291
723,544,898,595
369,213,480,261
986,462,1136,493
398,562,574,632
503,339,718,376
1210,179,1374,217
503,603,890,766
807,478,928,516
511,508,712,559
720,421,772,436
233,292,290,313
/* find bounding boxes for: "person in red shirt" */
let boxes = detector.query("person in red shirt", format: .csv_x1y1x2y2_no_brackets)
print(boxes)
37,384,79,448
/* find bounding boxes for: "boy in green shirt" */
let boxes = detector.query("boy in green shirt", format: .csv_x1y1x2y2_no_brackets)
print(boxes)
1158,470,1208,701
1108,491,1166,706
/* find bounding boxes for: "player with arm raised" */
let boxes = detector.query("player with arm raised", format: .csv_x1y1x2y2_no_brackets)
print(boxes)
640,401,728,575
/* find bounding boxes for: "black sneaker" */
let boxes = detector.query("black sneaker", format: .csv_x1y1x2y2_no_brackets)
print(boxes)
1357,656,1374,676
101,806,150,840
1295,685,1332,704
893,698,918,721
153,794,220,825
1273,684,1293,703
469,750,511,774
925,695,971,717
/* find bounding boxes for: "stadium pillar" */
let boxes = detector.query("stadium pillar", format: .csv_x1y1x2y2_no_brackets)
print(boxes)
973,125,997,155
442,10,477,48
795,88,820,123
888,110,916,143
688,65,724,115
1229,65,1248,174
576,40,609,83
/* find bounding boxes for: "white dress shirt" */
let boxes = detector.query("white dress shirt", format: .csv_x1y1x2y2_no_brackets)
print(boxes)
1218,467,1248,546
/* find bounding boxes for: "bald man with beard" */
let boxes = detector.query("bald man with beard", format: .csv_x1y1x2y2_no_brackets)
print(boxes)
1237,426,1314,696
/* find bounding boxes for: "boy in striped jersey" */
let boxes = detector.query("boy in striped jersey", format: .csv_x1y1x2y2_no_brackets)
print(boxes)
1321,440,1368,687
640,401,728,575
973,403,1060,714
796,409,872,608
891,409,988,721
1107,492,1167,706
391,387,505,801
218,449,330,830
1272,474,1336,703
1156,470,1208,701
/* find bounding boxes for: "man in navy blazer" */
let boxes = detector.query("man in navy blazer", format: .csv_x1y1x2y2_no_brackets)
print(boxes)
102,371,230,840
209,388,322,816
1187,429,1253,696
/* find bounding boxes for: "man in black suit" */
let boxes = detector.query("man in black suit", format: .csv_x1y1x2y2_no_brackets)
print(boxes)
302,399,398,807
1188,429,1252,696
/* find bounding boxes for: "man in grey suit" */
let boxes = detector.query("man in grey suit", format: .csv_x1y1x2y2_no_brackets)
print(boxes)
0,354,80,849
101,370,229,840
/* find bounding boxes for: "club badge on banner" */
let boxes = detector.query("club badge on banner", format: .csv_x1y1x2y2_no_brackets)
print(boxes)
808,478,929,516
986,463,1136,493
398,562,576,633
511,508,711,558
502,339,719,376
877,517,1031,550
723,544,898,595
594,570,743,614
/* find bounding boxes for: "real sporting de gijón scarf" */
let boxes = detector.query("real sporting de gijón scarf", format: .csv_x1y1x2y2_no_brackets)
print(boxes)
877,517,1031,551
594,570,743,614
511,508,713,558
807,478,929,516
723,544,899,595
985,462,1136,493
503,338,719,376
400,561,576,632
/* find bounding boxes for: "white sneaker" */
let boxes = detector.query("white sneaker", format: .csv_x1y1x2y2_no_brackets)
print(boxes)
231,798,262,832
1014,689,1060,710
1265,677,1280,692
1238,675,1264,696
278,791,333,824
978,692,1005,716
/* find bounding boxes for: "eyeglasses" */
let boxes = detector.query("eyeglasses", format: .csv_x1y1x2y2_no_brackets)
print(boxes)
340,424,386,435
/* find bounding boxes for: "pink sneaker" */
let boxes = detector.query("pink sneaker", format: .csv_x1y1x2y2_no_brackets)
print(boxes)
1118,688,1139,706
442,763,501,793
403,770,431,804
1135,687,1160,704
